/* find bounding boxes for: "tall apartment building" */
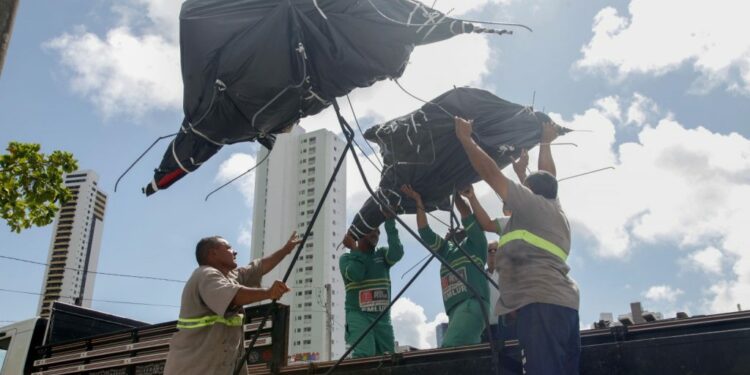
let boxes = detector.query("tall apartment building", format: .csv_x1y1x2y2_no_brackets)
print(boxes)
251,128,346,361
37,170,107,317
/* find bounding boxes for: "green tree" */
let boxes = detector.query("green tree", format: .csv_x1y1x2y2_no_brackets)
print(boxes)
0,142,78,233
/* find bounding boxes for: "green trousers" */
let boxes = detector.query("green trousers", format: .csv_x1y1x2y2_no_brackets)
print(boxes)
345,310,395,358
441,298,488,348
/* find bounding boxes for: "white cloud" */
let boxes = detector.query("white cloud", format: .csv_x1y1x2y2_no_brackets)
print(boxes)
686,246,723,275
238,223,253,248
595,96,622,123
45,26,182,117
544,94,750,313
215,152,257,207
644,285,684,304
48,0,497,120
299,33,492,134
549,95,750,258
576,1,750,95
345,149,383,220
391,297,449,349
625,92,659,127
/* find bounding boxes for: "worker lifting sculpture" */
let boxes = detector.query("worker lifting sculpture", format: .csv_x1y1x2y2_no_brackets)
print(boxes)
455,117,580,375
339,214,404,358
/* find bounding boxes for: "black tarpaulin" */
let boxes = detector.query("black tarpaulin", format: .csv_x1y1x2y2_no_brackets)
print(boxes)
347,87,567,240
143,0,510,195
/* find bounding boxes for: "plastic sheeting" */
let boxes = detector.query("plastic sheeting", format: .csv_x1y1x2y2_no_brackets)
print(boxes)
347,87,564,240
143,0,508,195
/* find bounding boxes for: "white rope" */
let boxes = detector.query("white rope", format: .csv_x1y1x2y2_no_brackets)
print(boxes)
312,0,328,20
171,139,190,173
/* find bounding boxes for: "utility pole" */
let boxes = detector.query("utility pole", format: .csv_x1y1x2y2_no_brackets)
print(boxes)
0,0,19,76
324,283,332,361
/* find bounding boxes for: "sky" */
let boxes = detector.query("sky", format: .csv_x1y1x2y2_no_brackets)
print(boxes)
2,0,750,350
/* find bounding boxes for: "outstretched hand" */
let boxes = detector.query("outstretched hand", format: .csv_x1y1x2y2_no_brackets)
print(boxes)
512,149,529,179
400,184,422,202
282,231,302,254
459,185,475,200
454,117,474,140
267,280,290,300
342,233,356,250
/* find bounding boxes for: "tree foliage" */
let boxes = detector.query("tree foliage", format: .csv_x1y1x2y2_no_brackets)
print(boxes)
0,142,78,233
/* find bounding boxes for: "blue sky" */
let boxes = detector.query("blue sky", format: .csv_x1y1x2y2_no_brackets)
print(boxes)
1,0,749,349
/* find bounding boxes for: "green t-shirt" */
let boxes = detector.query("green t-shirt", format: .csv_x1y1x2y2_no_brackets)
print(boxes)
418,214,489,314
339,219,404,313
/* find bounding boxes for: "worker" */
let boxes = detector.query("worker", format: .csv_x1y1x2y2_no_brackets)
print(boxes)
340,213,404,358
455,117,580,375
400,184,490,347
164,232,301,375
475,147,529,235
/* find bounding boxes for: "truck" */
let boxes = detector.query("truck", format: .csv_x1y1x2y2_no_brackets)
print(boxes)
2,301,750,374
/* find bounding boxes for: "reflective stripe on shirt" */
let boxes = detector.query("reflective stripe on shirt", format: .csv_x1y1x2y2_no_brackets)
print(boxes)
498,230,568,262
176,314,244,329
344,278,390,292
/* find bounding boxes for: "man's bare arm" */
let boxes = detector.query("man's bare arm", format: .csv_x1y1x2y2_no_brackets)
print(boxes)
455,117,510,200
401,185,428,229
231,280,289,306
460,186,494,232
538,122,558,177
512,149,529,182
261,232,301,275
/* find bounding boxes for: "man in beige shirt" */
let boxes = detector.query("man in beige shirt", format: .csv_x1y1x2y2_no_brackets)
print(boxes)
164,232,300,375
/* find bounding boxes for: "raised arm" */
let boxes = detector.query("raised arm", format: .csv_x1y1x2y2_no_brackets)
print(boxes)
454,192,471,219
260,232,301,275
460,186,495,233
538,122,558,177
512,149,529,183
383,218,404,265
400,185,428,229
455,117,510,200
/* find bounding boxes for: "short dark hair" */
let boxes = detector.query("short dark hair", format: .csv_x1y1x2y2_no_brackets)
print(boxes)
525,171,558,199
195,236,224,265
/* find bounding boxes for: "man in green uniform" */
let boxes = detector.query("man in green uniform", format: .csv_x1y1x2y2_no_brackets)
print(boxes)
340,216,404,358
164,232,300,375
400,184,490,347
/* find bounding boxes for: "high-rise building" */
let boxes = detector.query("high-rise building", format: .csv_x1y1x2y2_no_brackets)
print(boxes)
435,322,449,348
251,128,346,361
37,170,107,318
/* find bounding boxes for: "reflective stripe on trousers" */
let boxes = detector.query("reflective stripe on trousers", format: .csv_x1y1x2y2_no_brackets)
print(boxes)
498,230,568,262
176,314,244,329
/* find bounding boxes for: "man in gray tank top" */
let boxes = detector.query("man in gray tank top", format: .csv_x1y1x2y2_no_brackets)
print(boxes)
455,117,580,375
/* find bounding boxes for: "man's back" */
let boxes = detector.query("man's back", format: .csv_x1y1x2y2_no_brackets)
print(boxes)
494,180,579,316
